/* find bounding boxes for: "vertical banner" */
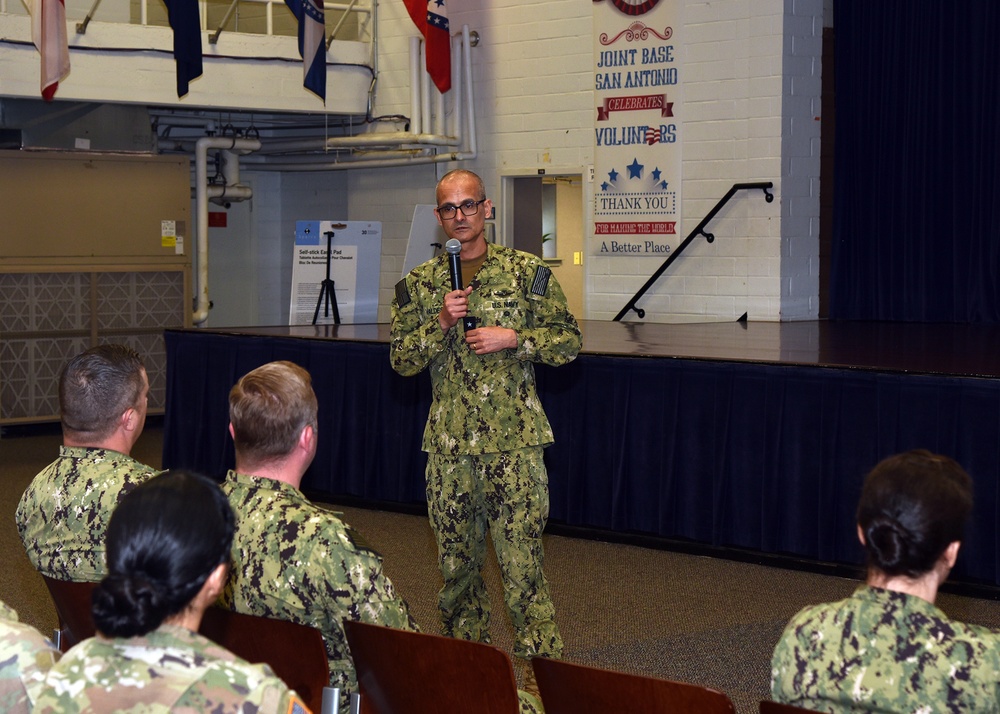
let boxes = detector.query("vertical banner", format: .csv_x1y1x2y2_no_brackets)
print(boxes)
289,220,382,325
592,0,682,256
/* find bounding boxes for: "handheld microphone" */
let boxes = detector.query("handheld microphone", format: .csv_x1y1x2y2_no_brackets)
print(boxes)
445,239,477,331
445,239,463,291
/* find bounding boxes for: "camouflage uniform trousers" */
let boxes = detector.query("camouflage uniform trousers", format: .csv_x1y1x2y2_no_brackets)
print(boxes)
426,445,563,662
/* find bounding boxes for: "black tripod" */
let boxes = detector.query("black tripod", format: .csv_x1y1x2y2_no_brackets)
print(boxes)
312,230,341,326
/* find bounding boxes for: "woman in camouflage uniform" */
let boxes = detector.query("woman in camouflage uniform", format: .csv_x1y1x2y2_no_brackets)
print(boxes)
771,450,1000,713
34,471,311,714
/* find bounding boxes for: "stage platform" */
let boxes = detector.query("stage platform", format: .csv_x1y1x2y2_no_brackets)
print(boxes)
163,321,1000,589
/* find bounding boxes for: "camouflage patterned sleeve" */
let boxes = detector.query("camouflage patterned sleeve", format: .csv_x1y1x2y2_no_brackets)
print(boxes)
390,269,449,377
336,526,418,632
356,559,420,632
769,610,810,704
0,602,58,713
512,258,582,367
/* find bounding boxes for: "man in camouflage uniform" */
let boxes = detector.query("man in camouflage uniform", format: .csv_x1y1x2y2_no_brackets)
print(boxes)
221,360,416,711
771,584,1000,712
33,621,307,713
390,169,582,684
15,344,158,582
0,600,59,713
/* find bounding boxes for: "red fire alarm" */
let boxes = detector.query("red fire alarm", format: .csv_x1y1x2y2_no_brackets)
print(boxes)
208,212,228,228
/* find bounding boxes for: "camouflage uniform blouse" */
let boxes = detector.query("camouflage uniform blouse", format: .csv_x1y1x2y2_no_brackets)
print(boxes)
390,243,581,454
220,471,416,706
33,623,308,713
0,601,59,714
771,585,1000,713
15,446,159,582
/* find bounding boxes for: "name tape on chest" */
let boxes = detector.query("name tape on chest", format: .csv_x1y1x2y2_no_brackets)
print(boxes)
394,278,411,308
530,266,551,296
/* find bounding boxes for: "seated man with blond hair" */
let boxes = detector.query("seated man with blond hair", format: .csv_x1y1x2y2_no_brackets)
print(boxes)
220,360,416,710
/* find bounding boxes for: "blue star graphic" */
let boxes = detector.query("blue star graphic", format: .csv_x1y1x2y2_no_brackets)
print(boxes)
651,168,662,182
660,181,669,190
434,0,445,6
601,182,611,191
607,168,619,183
627,158,643,179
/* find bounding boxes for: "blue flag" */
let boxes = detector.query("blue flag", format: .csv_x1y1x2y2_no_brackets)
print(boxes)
162,0,203,97
285,0,326,100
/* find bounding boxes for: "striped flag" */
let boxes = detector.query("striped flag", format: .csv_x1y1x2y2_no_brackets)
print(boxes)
645,126,660,145
30,0,70,101
286,0,326,100
403,0,451,93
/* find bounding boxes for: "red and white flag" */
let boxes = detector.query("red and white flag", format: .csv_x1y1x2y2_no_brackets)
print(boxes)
30,0,70,101
402,0,451,94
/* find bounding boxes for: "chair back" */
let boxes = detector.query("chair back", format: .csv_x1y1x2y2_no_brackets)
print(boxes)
200,606,330,714
343,620,522,714
40,575,97,652
760,701,818,714
532,657,736,714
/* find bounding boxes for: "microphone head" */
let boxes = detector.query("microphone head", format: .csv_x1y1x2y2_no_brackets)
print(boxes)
445,239,462,255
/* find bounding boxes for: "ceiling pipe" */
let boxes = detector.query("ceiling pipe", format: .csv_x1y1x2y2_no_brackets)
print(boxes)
240,148,436,166
251,131,459,154
236,151,469,172
448,31,462,140
410,36,422,136
193,136,261,325
456,25,478,159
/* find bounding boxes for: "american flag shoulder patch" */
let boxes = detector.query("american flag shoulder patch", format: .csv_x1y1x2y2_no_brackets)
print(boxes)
530,265,551,296
287,695,310,714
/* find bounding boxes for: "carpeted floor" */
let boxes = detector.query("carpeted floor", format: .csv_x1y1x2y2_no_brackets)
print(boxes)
5,421,1000,714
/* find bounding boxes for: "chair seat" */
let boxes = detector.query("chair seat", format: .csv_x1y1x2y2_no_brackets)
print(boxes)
199,606,330,714
532,656,736,714
343,620,522,714
40,575,97,652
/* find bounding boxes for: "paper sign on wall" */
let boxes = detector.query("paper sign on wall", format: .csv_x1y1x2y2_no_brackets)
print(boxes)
289,220,382,325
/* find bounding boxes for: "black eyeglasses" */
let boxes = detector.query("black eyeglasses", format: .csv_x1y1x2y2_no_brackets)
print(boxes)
436,199,487,220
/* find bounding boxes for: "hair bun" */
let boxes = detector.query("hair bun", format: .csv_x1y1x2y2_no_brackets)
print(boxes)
865,516,911,572
92,573,169,638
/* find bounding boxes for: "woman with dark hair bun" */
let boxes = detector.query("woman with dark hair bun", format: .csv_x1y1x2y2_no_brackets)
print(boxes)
771,450,1000,713
34,471,311,713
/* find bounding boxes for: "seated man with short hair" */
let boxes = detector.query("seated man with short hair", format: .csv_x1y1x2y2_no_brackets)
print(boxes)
221,361,417,710
16,344,158,582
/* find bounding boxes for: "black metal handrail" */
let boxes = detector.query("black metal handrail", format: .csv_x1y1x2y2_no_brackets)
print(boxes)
613,181,774,321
